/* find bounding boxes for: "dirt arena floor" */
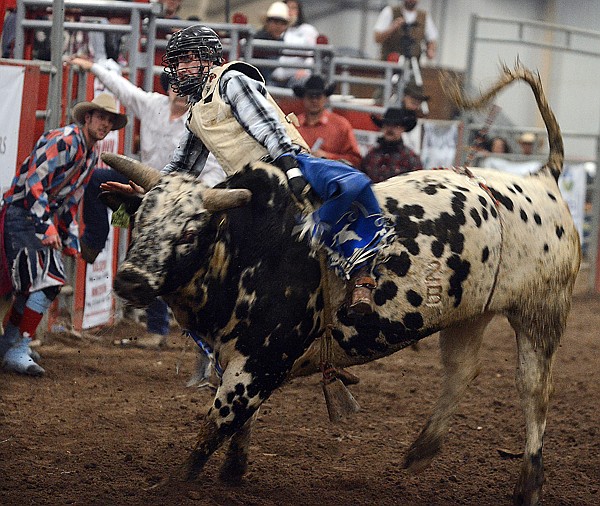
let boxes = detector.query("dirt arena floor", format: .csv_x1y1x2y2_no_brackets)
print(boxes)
1,269,599,506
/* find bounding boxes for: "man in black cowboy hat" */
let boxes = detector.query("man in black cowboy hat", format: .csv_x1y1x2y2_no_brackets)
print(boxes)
294,75,362,168
360,106,423,183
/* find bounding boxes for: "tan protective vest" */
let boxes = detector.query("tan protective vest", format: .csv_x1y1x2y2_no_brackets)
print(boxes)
187,61,308,175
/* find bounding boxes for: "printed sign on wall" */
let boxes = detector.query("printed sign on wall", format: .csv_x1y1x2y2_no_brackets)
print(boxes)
82,219,114,329
0,65,25,193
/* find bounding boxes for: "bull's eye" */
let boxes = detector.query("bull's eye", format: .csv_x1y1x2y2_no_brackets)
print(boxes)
176,230,196,245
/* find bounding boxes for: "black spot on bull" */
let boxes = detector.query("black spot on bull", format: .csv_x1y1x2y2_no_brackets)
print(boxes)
431,240,444,258
386,252,411,277
374,280,399,305
489,188,514,211
393,205,424,256
405,289,423,307
520,209,528,222
447,254,470,307
339,311,435,356
470,208,482,227
481,246,490,263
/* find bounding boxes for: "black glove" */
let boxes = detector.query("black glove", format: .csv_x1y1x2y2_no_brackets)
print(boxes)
274,154,308,201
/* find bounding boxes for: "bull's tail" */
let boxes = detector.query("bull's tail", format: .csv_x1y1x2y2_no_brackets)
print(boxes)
446,62,563,181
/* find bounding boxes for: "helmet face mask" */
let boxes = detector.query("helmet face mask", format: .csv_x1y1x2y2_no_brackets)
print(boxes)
163,26,224,97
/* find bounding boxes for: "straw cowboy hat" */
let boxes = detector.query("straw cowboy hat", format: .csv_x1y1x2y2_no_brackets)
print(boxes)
371,106,418,132
72,93,128,130
292,74,336,98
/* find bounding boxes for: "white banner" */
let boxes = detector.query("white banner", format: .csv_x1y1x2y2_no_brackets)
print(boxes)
82,221,114,329
0,65,25,193
559,163,587,242
421,122,459,169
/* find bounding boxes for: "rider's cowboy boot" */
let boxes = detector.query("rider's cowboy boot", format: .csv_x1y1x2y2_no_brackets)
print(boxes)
348,268,377,316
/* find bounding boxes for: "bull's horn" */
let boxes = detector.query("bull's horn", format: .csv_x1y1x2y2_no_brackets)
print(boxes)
101,153,161,192
202,188,252,211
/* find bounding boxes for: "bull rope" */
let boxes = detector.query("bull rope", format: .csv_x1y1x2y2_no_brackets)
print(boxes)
291,191,342,384
318,251,336,381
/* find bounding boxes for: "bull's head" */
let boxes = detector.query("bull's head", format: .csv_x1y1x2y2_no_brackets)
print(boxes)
101,153,251,307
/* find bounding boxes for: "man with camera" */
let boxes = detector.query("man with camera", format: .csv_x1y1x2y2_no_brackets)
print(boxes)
373,0,438,61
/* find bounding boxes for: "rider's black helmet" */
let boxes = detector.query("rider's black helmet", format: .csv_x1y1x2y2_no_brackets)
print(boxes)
162,25,224,97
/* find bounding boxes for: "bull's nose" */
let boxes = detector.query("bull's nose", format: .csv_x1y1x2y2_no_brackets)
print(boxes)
114,269,156,306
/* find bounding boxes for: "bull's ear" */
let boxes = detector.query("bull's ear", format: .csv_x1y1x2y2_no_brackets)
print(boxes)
202,188,252,211
99,191,143,215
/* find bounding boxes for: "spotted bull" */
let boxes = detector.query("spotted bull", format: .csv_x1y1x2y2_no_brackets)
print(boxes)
104,65,580,506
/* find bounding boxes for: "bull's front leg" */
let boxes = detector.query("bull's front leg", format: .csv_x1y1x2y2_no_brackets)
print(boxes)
184,361,268,482
219,411,258,482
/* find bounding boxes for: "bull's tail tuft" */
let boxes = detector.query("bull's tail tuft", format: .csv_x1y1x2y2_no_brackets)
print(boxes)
445,62,564,181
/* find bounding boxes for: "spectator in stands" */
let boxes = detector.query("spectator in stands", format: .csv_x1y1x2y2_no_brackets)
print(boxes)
373,0,438,62
150,0,183,41
160,0,182,19
0,94,127,376
360,106,422,183
400,79,429,153
402,80,429,113
269,0,319,87
488,136,511,154
285,0,318,44
293,75,362,168
253,1,290,85
70,57,225,349
1,4,16,58
518,132,537,156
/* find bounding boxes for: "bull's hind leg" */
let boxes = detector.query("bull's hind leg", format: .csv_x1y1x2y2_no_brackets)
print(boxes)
511,327,558,506
405,314,493,472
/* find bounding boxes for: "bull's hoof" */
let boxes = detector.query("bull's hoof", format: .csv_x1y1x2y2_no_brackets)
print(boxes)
512,486,541,506
403,452,435,473
219,452,249,484
512,473,542,506
403,437,442,473
183,450,208,481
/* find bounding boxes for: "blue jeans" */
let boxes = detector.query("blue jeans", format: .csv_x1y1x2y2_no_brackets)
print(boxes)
146,297,169,335
82,168,128,251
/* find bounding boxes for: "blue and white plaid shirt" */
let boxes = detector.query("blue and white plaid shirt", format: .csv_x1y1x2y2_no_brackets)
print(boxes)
161,67,296,176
